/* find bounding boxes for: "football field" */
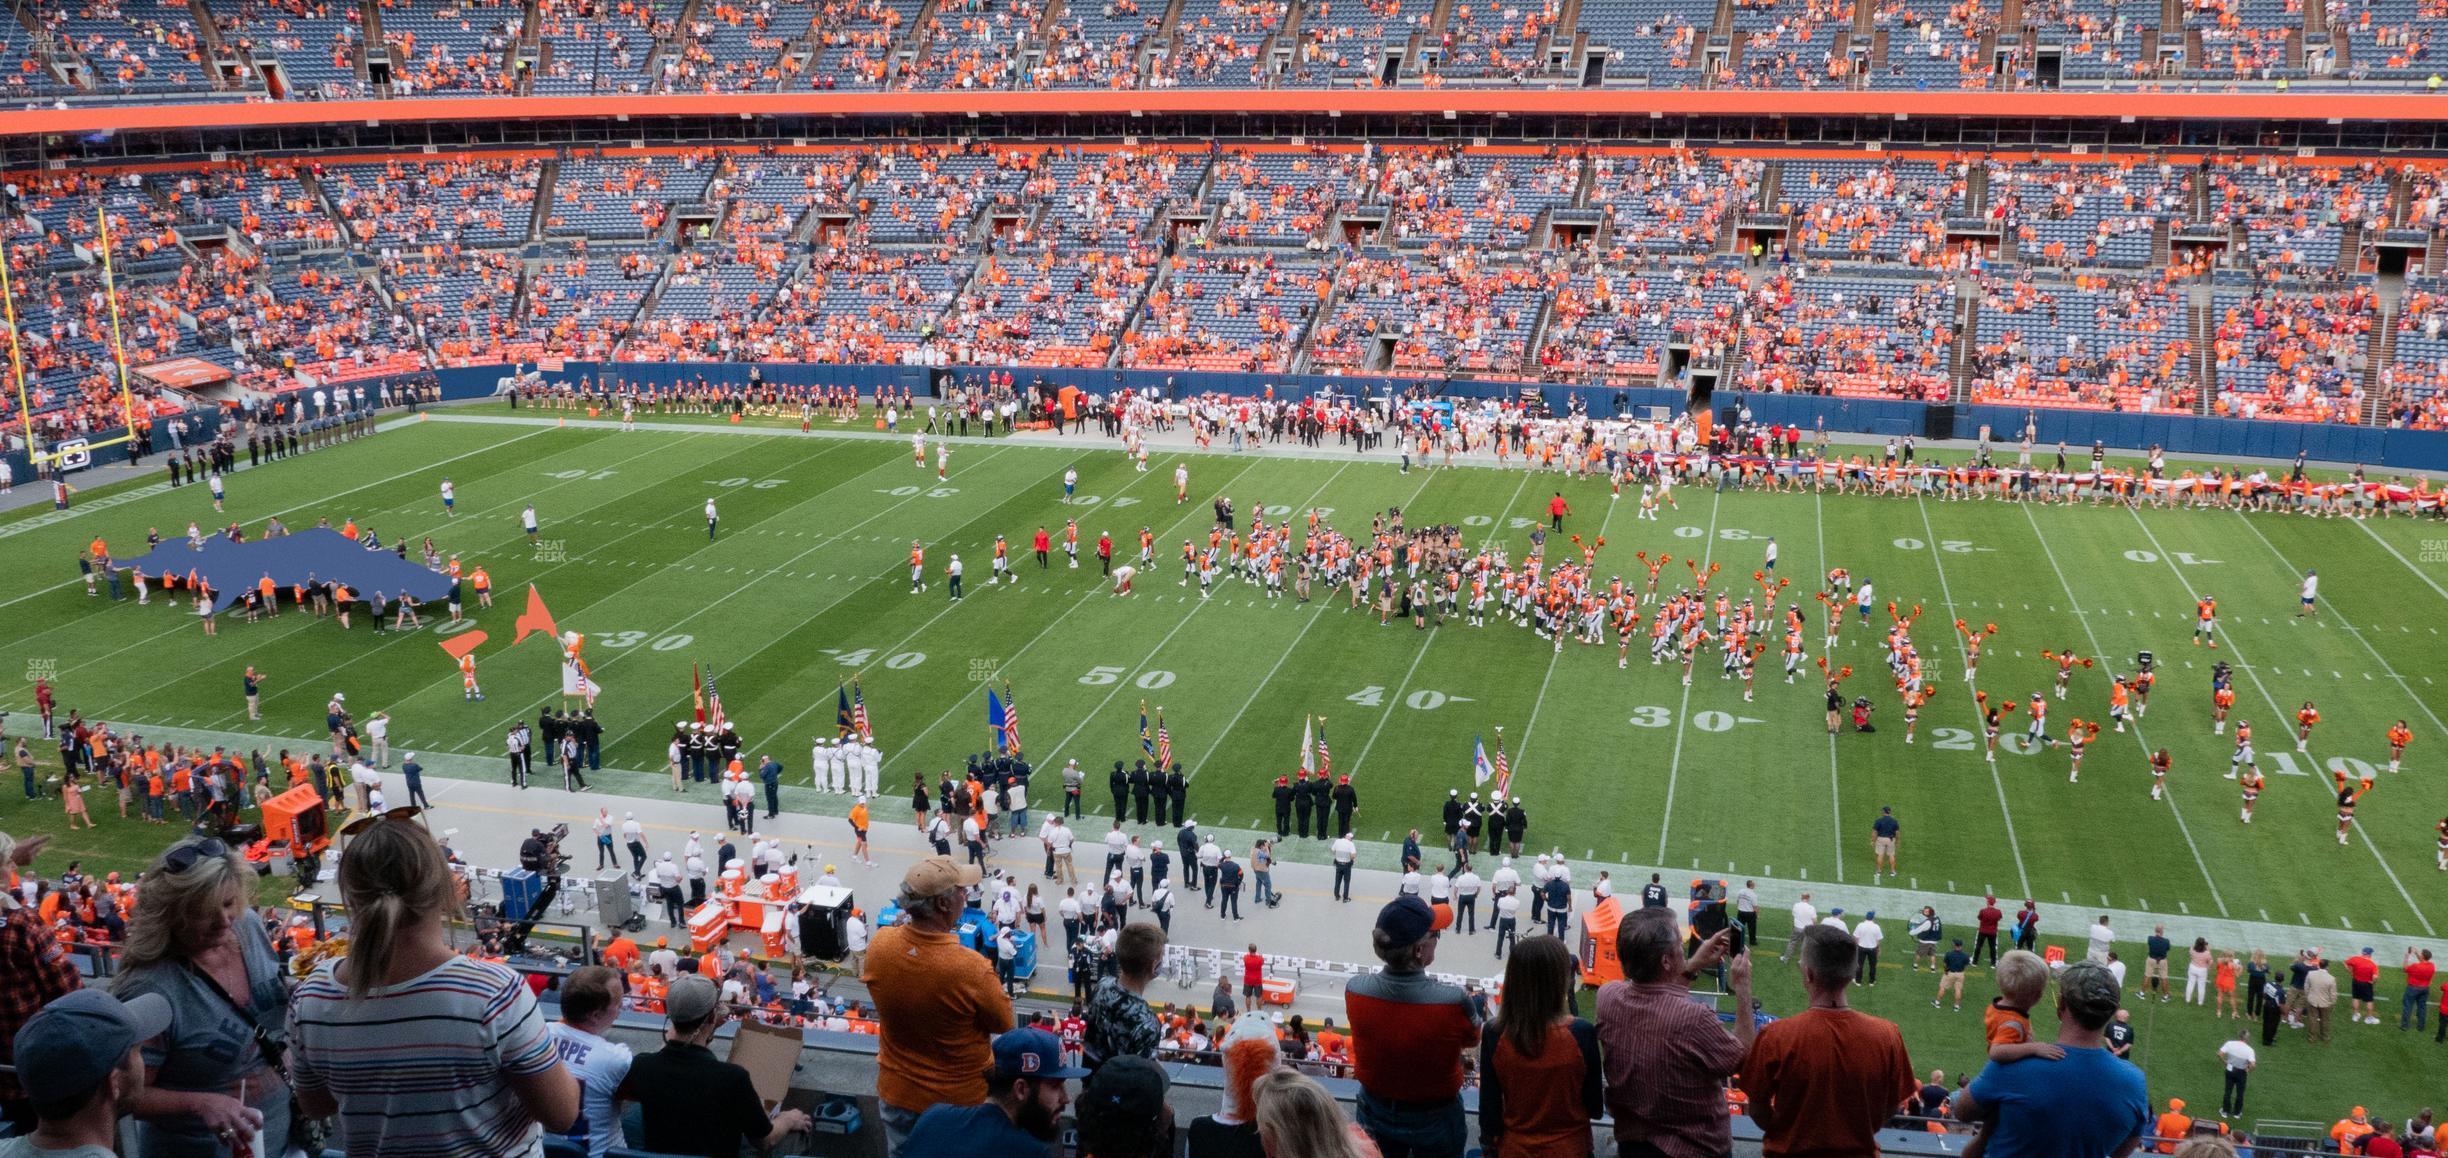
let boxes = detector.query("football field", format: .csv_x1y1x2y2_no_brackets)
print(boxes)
5,408,2447,940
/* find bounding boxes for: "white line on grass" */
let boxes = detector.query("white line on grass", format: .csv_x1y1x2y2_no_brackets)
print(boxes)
1340,470,1522,782
1813,486,1844,883
2348,516,2448,605
2233,512,2448,743
1912,496,2037,899
1508,468,1631,775
857,458,1269,766
2121,505,2432,936
2013,502,2223,915
1655,486,1722,864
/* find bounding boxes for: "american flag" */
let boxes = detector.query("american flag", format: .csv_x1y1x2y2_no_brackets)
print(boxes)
1002,681,1022,753
852,680,873,742
1316,719,1331,777
1492,737,1511,799
1154,710,1172,768
704,666,728,731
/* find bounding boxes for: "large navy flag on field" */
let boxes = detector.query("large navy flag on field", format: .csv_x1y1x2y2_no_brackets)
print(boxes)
836,686,855,739
986,689,1009,754
119,527,453,614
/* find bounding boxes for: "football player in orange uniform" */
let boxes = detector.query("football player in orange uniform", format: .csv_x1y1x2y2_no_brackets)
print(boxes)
2193,596,2218,647
2389,721,2413,773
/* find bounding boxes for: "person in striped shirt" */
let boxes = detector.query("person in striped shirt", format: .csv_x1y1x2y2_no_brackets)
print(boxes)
289,820,579,1157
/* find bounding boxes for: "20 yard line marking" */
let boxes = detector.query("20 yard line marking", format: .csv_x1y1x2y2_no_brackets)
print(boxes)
2123,505,2432,936
1922,497,2035,901
2016,501,2223,916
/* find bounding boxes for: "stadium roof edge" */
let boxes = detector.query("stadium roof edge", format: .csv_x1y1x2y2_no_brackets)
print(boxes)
8,88,2448,137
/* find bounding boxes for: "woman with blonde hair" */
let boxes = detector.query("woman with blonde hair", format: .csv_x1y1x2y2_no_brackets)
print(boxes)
289,818,577,1156
111,836,290,1157
1253,1069,1379,1158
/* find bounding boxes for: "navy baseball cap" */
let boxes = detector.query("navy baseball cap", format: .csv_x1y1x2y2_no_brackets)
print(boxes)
14,990,172,1105
992,1027,1088,1082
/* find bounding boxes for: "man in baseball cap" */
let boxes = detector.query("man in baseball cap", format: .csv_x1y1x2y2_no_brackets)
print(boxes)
899,1026,1087,1157
10,989,174,1152
1345,894,1478,1155
866,855,1012,1151
618,975,812,1156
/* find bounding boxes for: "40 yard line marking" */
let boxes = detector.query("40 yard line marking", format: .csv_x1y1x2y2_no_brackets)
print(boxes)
1342,469,1523,782
1180,462,1366,781
2015,502,2223,916
887,456,1266,762
1920,497,2035,901
1655,485,1722,864
2123,505,2432,936
1813,485,1844,882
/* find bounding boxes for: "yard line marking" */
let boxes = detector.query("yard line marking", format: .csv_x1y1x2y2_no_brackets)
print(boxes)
2178,901,2189,914
1922,497,2035,901
2015,502,2224,915
1312,469,1462,782
1812,486,1845,883
890,459,1269,763
1656,486,1723,864
2229,511,2448,750
2349,516,2448,605
1511,463,1631,775
2122,505,2432,936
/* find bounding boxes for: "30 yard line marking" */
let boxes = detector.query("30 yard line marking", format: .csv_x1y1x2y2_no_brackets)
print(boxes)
2231,512,2448,744
1656,486,1723,864
1813,485,1845,882
1918,497,2035,901
2016,502,2225,915
2123,505,2432,936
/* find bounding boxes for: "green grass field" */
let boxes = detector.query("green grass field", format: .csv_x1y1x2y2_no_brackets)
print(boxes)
4,406,2447,1124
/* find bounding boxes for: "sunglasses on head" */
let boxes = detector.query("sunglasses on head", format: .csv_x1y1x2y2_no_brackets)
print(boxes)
339,806,423,838
162,838,228,874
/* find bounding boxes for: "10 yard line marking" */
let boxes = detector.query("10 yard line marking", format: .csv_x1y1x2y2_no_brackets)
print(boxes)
1813,486,1844,883
2123,505,2433,936
1344,469,1523,782
892,457,1267,763
1922,497,2035,901
2016,502,2223,916
1656,486,1722,863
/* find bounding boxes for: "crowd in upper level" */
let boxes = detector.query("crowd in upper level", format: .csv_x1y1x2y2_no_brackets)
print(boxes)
10,140,2448,439
9,0,2448,103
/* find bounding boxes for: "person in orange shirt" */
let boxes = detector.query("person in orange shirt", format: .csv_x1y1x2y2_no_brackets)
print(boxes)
2296,701,2321,752
849,796,874,867
471,566,492,609
258,573,280,617
2154,1098,2193,1153
2387,720,2413,773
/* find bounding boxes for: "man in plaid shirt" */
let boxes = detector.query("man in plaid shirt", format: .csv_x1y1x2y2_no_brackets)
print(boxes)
0,832,86,1133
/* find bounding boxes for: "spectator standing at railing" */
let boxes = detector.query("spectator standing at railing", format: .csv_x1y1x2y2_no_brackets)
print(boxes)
865,856,1015,1150
0,833,83,1136
1599,907,1754,1158
1741,924,1914,1156
1953,959,2149,1157
112,836,293,1158
1478,936,1601,1158
1345,895,1478,1158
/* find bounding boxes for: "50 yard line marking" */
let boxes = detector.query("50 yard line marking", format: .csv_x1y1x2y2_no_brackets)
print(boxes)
2124,505,2432,936
883,455,1266,763
1050,461,1358,778
1655,485,1721,864
1340,468,1523,783
2015,502,2224,916
1915,499,2034,901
